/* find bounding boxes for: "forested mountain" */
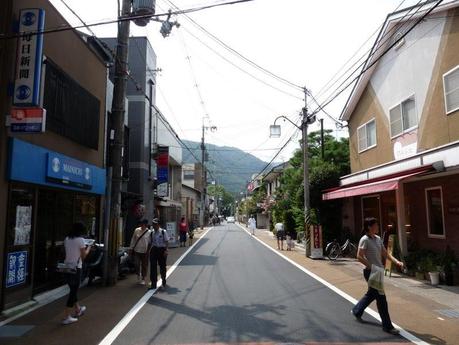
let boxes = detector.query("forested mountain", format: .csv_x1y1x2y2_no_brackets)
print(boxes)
181,140,268,195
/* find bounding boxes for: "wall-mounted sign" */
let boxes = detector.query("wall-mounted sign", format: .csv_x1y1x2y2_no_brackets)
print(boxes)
46,152,93,189
13,9,45,106
156,146,169,198
9,107,46,133
6,251,28,288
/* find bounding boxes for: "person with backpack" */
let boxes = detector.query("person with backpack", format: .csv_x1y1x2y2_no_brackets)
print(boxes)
148,218,169,290
129,219,151,285
179,216,188,247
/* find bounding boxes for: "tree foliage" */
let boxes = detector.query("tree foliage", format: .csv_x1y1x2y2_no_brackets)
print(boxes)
207,184,235,217
270,130,350,241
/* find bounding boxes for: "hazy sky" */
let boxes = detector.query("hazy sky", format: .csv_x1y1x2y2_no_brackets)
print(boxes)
50,0,418,162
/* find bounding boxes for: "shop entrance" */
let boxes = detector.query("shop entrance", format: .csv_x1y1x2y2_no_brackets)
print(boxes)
33,189,99,294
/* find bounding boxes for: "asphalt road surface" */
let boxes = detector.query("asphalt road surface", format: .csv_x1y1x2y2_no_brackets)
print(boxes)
111,224,409,344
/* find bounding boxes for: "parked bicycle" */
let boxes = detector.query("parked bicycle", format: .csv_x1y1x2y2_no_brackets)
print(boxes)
325,238,357,261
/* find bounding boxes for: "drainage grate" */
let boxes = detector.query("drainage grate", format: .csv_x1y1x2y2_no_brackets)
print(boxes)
435,309,459,318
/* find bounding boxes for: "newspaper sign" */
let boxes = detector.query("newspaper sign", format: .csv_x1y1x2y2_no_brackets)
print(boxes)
6,251,28,288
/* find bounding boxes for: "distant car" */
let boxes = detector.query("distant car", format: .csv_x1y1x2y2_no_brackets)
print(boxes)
227,216,235,223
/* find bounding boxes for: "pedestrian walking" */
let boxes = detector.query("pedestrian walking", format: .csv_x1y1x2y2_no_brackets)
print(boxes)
129,219,151,285
275,222,285,250
179,216,188,247
351,217,404,335
188,220,195,246
61,222,92,325
248,215,256,235
148,218,169,290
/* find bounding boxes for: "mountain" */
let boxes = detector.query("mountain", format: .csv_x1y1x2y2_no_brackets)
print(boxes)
181,140,268,195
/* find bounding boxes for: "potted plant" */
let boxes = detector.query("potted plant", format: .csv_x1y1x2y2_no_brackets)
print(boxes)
426,256,440,286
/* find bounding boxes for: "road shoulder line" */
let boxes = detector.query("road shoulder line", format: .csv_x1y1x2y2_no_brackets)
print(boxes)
235,223,429,345
98,227,213,345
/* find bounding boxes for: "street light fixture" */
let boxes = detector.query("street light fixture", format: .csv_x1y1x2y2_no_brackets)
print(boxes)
269,87,315,257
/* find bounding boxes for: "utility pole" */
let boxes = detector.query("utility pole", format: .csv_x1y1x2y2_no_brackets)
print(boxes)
320,118,325,160
200,124,206,229
107,0,131,285
302,87,311,257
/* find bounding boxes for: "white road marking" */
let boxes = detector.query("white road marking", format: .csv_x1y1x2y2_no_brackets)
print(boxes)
236,223,430,345
98,227,213,345
437,317,445,321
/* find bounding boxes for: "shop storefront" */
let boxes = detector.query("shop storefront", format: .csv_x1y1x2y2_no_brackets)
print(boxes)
3,138,106,309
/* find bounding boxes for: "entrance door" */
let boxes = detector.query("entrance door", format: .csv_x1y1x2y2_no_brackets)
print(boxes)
361,195,381,228
33,190,73,294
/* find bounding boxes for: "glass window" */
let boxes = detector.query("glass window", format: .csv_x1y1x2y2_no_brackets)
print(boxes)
443,66,459,114
402,98,417,130
390,97,417,137
358,119,376,152
425,187,445,237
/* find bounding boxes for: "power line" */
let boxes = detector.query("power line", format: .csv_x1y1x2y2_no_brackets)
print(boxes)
162,0,303,92
310,0,444,118
0,0,255,40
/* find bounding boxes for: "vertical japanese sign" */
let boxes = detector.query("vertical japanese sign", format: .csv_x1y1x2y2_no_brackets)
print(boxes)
6,251,28,288
309,225,324,259
156,146,169,197
13,9,45,106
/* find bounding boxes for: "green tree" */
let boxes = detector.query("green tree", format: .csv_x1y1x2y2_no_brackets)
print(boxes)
207,185,235,217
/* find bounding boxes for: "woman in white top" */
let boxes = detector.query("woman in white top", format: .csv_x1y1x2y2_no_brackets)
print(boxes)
62,222,91,325
248,216,256,235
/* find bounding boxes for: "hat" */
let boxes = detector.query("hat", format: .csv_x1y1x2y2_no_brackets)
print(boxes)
151,218,160,224
140,219,148,224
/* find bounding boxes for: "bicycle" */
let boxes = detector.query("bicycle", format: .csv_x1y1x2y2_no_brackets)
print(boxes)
325,238,357,261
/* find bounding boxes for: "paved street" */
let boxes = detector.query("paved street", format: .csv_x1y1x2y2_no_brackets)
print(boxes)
110,224,408,344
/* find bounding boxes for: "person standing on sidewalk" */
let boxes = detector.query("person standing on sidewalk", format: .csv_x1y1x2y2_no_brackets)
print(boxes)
148,218,169,290
129,219,151,285
62,222,91,325
351,217,404,335
248,215,256,235
275,222,285,250
179,216,188,247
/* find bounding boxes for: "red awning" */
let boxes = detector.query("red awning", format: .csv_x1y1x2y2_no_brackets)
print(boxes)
322,168,432,201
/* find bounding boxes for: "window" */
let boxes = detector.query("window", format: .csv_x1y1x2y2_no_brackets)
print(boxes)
443,65,459,114
357,119,376,152
425,187,445,238
183,170,194,180
390,97,417,138
43,59,100,150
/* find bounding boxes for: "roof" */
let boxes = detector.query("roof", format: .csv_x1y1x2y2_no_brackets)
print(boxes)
340,0,459,122
182,184,201,195
263,162,289,182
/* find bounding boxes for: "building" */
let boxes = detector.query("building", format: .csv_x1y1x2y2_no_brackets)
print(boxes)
0,0,109,310
322,1,459,257
181,184,201,227
181,162,206,226
263,162,289,229
101,36,183,245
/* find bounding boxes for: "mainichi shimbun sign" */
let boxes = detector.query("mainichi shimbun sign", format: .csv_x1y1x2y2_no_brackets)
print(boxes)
13,8,45,106
46,152,93,190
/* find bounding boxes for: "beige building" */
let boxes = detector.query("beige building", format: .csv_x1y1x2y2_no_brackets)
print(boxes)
323,1,459,257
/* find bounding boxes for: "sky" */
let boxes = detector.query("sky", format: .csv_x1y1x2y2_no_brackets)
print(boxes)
50,0,420,163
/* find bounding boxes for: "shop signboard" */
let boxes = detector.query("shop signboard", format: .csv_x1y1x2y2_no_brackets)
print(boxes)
13,9,45,106
166,222,177,247
9,107,46,133
156,146,169,198
46,152,93,190
6,251,28,288
309,225,324,259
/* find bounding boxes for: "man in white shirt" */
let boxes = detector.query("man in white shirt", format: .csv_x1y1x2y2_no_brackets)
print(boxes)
148,218,169,290
129,219,151,285
275,222,285,250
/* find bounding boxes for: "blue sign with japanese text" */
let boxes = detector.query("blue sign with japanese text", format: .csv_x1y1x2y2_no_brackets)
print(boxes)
47,152,93,189
6,251,28,288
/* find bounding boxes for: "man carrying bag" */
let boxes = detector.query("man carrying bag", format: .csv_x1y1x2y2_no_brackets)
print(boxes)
148,218,169,290
129,219,151,285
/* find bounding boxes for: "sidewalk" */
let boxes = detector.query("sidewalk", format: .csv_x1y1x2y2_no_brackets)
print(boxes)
0,229,208,345
252,227,459,345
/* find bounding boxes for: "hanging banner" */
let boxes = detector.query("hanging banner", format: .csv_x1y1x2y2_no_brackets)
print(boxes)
13,9,45,106
156,146,169,197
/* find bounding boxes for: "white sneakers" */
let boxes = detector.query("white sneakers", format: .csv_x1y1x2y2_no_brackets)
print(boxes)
62,316,78,325
62,305,86,325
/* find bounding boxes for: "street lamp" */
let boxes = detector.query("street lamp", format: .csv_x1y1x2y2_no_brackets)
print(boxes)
269,87,315,257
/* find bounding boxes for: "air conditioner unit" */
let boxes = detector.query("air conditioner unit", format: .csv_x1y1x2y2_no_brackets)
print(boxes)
132,0,156,27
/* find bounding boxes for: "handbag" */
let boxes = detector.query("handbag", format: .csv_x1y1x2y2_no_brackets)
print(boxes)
368,264,385,295
56,262,78,274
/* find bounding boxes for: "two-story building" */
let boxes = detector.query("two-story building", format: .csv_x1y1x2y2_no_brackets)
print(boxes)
323,0,459,257
0,0,109,310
